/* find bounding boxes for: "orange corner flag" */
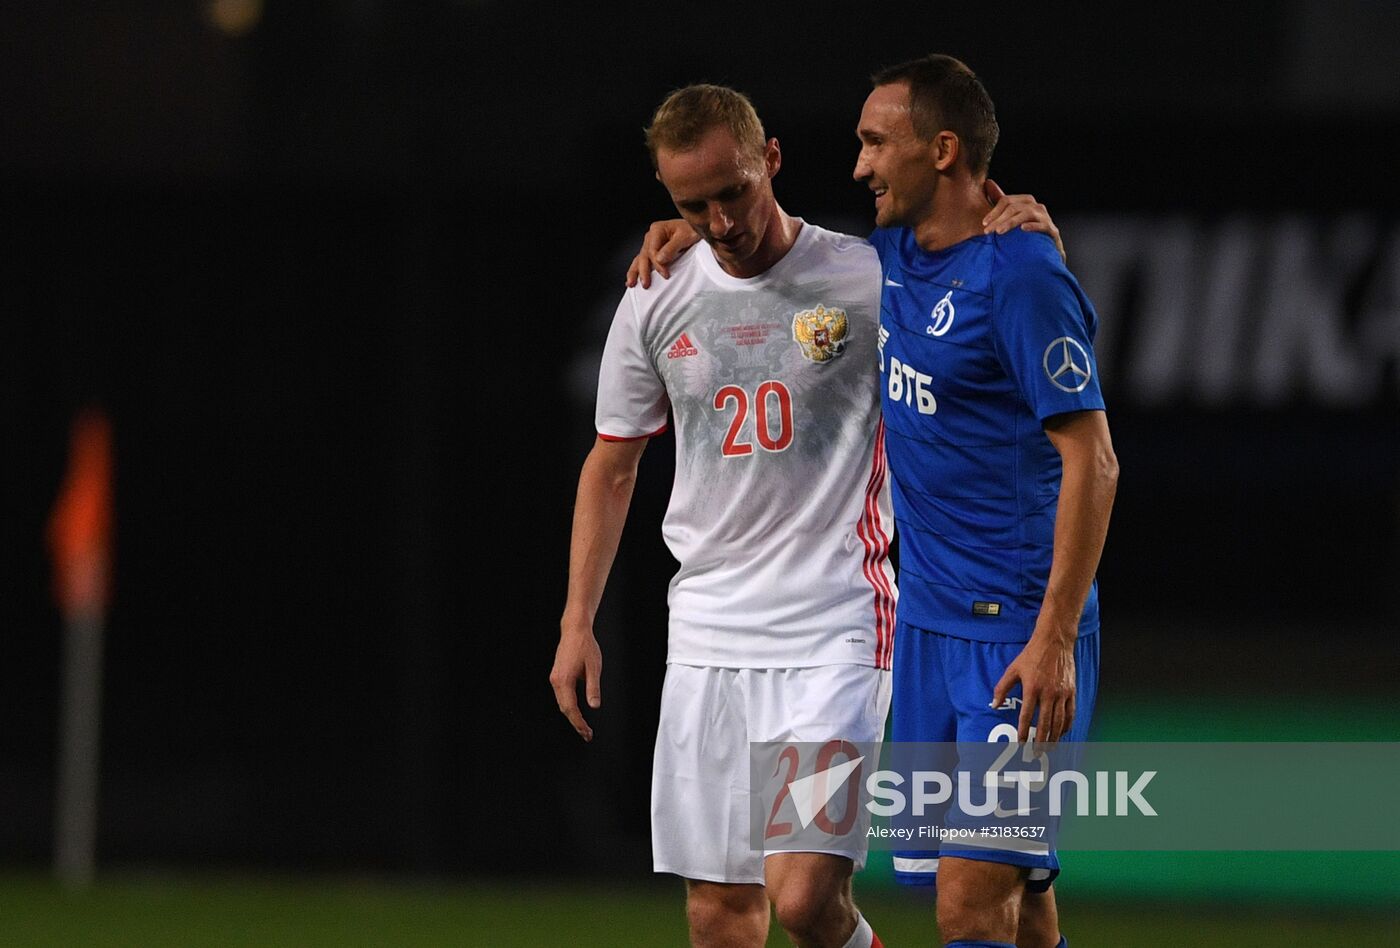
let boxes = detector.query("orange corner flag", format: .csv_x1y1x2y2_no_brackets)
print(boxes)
47,410,114,619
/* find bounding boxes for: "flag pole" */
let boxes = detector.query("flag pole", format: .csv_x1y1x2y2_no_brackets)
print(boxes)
54,610,105,887
47,410,114,889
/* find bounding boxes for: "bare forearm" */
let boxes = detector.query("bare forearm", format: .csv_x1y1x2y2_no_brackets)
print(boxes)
552,438,643,742
1035,417,1119,642
562,445,641,629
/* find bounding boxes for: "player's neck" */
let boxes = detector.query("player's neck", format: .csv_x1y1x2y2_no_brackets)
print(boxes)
721,205,801,279
911,177,986,254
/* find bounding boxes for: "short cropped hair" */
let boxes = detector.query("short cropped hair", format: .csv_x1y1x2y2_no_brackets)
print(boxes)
644,84,767,168
871,54,999,174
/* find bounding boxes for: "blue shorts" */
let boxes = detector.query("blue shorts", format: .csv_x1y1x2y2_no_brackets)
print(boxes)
890,622,1099,892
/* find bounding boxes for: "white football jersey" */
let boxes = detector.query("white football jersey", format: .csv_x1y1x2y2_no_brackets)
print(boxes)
596,221,895,669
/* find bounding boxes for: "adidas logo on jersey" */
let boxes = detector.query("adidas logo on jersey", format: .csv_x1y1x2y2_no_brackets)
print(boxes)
667,333,699,359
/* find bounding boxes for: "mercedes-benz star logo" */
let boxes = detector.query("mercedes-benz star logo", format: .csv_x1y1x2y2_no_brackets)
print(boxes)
1042,337,1092,393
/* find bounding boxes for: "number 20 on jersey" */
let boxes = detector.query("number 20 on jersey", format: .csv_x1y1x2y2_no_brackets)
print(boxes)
714,381,794,457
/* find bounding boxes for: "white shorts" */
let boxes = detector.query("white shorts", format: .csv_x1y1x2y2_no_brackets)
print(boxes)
651,662,891,884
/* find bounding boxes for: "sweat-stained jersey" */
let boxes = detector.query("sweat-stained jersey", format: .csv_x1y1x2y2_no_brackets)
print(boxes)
596,221,896,669
869,227,1106,643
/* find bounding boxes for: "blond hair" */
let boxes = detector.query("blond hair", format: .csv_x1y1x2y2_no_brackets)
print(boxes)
644,84,766,167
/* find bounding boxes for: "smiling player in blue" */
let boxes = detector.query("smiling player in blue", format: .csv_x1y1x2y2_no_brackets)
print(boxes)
856,55,1119,948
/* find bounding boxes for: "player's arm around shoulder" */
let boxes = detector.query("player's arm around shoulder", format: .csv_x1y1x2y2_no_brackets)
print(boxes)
626,219,700,289
981,179,1066,264
552,435,649,742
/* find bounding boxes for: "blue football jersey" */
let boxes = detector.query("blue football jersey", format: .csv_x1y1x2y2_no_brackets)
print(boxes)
869,227,1105,643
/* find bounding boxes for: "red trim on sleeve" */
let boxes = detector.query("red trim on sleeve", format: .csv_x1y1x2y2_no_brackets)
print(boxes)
598,423,669,443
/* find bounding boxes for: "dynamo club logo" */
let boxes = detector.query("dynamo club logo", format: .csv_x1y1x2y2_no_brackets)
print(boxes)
926,291,955,337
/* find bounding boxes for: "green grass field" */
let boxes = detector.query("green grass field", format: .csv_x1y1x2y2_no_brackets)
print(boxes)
4,701,1394,945
0,874,1394,947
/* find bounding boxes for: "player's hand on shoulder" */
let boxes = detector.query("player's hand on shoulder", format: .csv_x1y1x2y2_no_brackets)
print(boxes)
981,179,1067,265
626,219,700,289
550,619,603,742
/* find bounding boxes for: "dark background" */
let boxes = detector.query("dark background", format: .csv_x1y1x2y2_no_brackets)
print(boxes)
3,0,1398,878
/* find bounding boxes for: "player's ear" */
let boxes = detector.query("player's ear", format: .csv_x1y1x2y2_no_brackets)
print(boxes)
763,137,781,179
932,130,960,172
